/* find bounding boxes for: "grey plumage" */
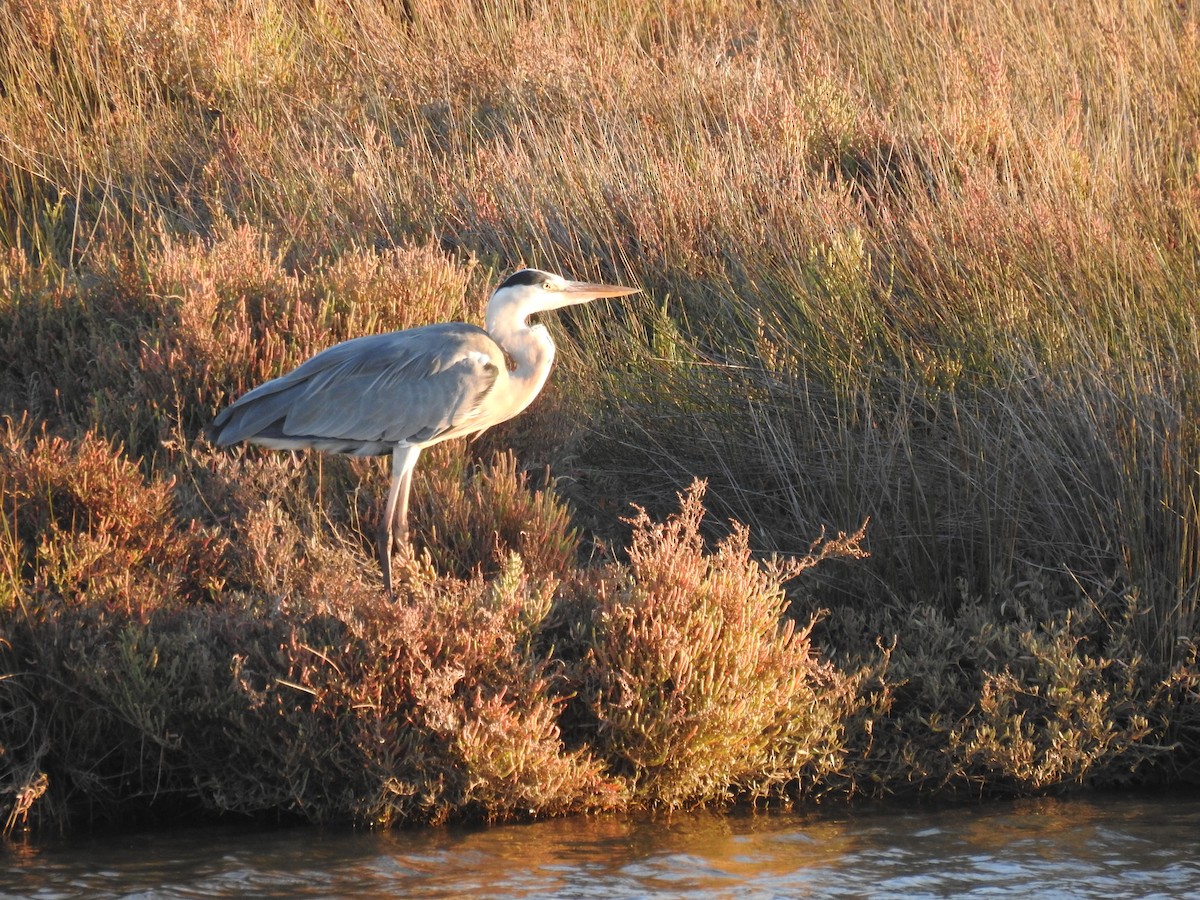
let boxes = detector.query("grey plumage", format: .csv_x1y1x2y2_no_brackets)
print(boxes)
208,324,501,455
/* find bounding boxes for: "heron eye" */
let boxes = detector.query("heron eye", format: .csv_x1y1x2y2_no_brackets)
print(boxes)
543,281,554,290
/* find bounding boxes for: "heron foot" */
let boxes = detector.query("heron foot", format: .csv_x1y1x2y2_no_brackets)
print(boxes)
377,524,397,597
377,524,415,597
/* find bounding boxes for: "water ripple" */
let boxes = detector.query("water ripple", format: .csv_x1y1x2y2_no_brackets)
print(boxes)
4,790,1200,899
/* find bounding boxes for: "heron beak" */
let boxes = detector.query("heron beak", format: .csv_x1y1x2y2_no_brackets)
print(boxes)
561,280,641,303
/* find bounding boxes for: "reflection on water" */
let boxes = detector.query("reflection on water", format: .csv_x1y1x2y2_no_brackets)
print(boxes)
4,790,1200,899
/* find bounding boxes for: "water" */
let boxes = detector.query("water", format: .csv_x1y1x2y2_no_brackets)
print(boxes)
4,790,1199,898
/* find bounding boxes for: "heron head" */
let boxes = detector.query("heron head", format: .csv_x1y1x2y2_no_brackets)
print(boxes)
488,268,640,324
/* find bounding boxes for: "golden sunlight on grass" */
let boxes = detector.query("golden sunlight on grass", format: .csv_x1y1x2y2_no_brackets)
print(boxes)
2,0,1199,831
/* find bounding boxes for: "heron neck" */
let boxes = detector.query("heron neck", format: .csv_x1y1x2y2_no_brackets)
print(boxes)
489,312,557,412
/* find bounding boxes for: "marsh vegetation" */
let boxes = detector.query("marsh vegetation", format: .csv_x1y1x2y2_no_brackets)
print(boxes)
2,0,1198,832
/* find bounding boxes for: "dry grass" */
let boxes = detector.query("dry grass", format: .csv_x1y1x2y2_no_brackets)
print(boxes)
2,0,1199,831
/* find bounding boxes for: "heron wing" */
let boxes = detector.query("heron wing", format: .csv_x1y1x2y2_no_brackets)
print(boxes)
211,323,504,448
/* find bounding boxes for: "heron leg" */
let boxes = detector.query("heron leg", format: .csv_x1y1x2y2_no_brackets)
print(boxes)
391,463,413,554
379,445,420,594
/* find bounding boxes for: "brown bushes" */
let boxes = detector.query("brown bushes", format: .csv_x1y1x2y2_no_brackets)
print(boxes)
411,449,581,581
1,467,866,831
823,588,1197,799
0,420,226,612
567,485,865,806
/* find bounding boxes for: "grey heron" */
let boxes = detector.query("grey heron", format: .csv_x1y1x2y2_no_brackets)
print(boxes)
207,268,640,593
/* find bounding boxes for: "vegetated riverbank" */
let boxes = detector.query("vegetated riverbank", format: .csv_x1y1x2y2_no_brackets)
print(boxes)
2,0,1199,833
